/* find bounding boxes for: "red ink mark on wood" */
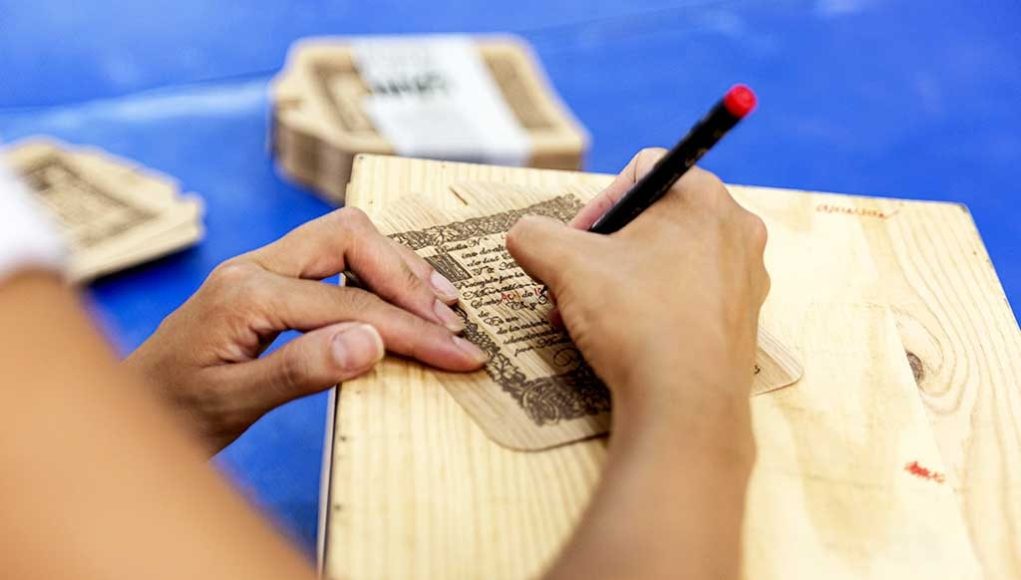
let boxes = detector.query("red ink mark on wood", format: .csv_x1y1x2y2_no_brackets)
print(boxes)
500,290,521,303
905,460,946,484
815,203,890,219
499,287,546,305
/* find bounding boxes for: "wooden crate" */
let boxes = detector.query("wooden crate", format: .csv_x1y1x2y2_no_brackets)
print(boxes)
318,154,1021,580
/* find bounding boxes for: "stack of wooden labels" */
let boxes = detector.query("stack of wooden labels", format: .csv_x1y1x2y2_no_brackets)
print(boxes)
270,35,589,204
4,138,204,282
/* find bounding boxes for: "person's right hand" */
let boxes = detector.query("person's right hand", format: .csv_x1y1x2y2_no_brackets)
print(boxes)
505,148,769,424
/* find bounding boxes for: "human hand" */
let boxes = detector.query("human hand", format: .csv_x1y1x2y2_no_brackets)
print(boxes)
506,148,769,425
125,208,488,452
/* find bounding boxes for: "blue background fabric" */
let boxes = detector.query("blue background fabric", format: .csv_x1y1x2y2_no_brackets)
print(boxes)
1,0,1018,555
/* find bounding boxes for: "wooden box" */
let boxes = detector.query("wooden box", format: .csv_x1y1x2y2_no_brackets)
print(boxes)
318,155,1021,579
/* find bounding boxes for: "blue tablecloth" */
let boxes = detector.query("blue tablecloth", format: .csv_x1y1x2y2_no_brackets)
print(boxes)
1,0,1018,554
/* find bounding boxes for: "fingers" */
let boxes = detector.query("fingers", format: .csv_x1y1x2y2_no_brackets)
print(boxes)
569,147,667,230
389,239,459,304
506,215,595,292
244,208,361,278
263,278,487,371
246,207,462,328
230,322,386,409
344,230,460,328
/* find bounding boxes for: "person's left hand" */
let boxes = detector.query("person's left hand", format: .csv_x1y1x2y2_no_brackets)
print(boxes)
124,208,487,453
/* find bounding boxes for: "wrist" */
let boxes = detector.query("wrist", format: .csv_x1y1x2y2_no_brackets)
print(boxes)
609,367,756,467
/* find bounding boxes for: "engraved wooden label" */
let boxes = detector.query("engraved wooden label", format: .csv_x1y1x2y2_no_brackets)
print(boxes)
4,139,204,281
391,195,611,432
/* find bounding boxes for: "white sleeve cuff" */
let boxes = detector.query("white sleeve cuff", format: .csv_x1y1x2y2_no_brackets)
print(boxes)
0,163,67,284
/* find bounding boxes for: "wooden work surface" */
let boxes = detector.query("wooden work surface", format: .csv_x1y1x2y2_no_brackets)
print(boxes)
323,155,1021,579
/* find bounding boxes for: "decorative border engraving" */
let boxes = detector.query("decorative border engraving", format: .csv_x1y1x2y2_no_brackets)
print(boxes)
390,195,611,426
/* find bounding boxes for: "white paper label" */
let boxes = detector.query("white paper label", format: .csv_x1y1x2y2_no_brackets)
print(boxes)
0,163,67,282
352,36,531,166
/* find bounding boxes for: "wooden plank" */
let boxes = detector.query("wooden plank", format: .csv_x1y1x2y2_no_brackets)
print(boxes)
325,155,1018,579
328,157,611,580
729,185,980,579
749,187,1021,578
857,198,1021,579
742,303,979,579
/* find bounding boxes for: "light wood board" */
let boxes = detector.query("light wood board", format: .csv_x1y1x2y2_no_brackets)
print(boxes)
371,182,801,451
322,154,1021,579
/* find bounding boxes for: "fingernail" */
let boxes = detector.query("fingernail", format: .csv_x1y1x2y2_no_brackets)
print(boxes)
430,270,459,302
332,324,385,371
433,299,464,332
453,336,489,365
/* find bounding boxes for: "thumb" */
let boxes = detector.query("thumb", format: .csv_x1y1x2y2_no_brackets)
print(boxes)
240,322,385,409
506,215,590,292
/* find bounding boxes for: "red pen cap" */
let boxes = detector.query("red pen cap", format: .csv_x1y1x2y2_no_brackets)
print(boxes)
723,84,757,118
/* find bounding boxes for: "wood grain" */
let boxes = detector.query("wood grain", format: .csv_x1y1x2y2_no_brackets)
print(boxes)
327,158,613,580
743,303,980,579
369,181,801,450
322,155,1020,579
856,197,1021,579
